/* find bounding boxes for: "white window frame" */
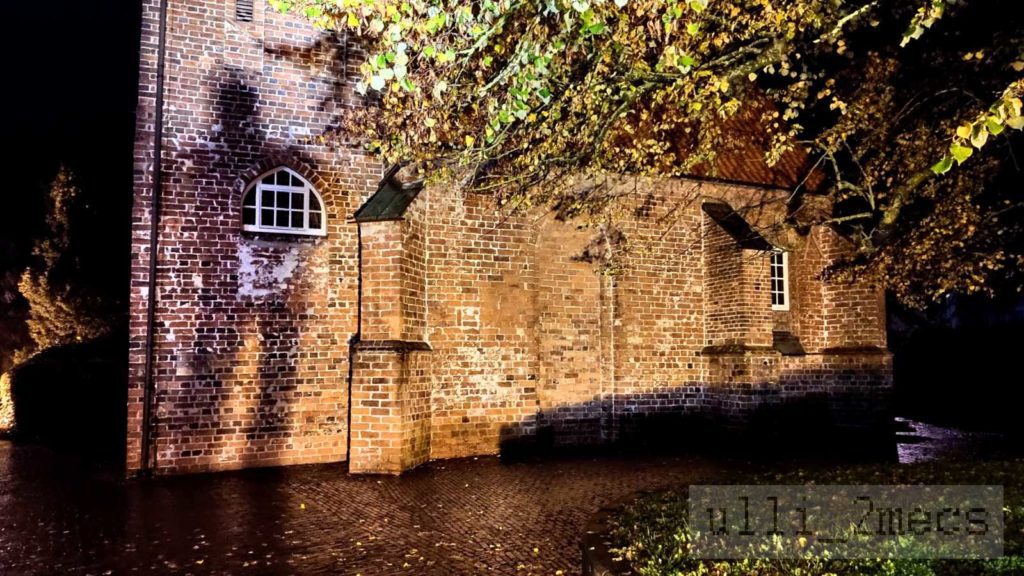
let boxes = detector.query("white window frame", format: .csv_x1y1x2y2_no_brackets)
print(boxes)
770,250,790,311
241,167,327,237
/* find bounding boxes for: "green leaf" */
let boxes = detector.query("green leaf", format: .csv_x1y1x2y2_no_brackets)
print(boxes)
985,117,1005,136
969,124,989,149
931,155,954,175
950,144,973,164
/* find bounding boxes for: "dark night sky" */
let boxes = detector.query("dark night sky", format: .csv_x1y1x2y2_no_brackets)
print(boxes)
2,1,141,274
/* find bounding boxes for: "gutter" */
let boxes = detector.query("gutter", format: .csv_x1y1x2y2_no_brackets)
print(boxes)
140,0,171,474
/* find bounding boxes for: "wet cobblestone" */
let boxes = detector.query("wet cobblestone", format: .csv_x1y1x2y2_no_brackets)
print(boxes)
1,442,733,575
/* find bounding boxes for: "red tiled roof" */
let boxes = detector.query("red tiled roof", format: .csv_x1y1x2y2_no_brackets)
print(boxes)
680,100,826,192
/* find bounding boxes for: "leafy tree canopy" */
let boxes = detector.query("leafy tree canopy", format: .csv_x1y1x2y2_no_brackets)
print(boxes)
16,168,111,363
273,0,1024,306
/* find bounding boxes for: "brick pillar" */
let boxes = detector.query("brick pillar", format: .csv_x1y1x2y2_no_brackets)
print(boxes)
702,214,779,385
359,221,405,341
350,220,431,474
818,228,887,352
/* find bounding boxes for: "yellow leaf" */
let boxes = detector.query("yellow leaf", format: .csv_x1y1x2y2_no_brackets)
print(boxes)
465,135,476,147
955,124,972,139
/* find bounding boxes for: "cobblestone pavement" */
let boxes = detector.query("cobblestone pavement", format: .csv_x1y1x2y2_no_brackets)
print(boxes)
1,441,755,576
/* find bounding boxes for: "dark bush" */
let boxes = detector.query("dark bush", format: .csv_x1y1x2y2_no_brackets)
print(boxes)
8,332,125,463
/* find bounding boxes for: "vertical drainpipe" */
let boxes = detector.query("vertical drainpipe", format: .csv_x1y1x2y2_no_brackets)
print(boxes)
347,223,362,470
141,0,171,474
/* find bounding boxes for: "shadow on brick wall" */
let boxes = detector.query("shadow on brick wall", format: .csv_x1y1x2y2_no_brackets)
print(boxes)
262,31,355,124
7,334,126,464
498,382,896,464
244,310,301,457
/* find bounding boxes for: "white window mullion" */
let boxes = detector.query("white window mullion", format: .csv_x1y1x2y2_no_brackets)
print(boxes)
255,182,263,228
304,184,311,230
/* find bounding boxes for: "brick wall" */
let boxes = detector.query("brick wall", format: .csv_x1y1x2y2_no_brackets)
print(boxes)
604,180,707,435
702,214,773,349
129,0,380,474
418,189,541,459
132,1,891,475
345,178,891,470
534,213,609,444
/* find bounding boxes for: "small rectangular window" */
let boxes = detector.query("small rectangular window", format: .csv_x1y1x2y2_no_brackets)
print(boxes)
236,0,254,23
770,250,789,311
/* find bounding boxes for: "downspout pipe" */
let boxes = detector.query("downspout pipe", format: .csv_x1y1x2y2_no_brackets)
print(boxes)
141,0,171,474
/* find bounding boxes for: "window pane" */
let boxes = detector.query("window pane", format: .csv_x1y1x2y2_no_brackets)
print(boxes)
243,190,256,207
309,211,322,230
292,192,304,210
276,210,290,227
261,189,275,208
310,194,322,212
243,207,256,226
276,171,290,185
291,173,302,186
261,208,273,225
275,191,288,209
262,174,275,185
291,211,304,228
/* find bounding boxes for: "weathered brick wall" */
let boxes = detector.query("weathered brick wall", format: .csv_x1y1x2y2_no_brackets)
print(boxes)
786,231,827,353
418,188,541,459
702,215,774,349
534,214,609,444
605,181,707,433
818,229,888,350
129,0,380,474
359,221,405,340
400,196,429,343
348,348,400,474
133,2,891,476
402,351,433,468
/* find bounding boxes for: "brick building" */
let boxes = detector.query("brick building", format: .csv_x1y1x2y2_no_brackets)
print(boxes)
129,0,892,475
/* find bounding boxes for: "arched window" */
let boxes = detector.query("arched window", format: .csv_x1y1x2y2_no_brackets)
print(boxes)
242,167,326,236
